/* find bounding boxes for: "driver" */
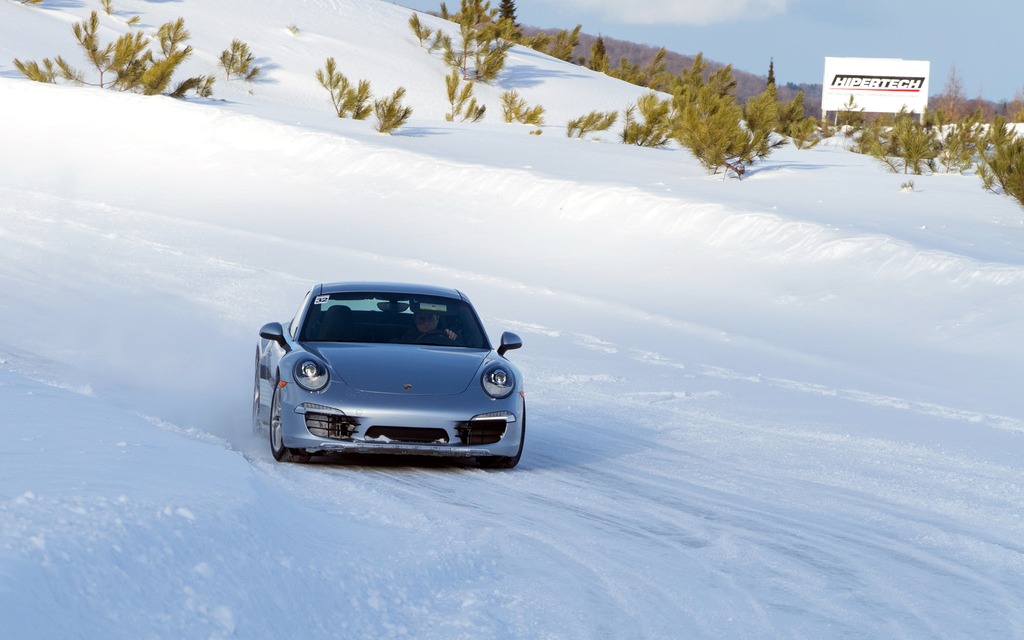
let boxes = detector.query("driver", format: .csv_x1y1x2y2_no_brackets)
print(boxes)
401,307,458,344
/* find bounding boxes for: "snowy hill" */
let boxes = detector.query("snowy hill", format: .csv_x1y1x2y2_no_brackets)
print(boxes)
2,1,1024,638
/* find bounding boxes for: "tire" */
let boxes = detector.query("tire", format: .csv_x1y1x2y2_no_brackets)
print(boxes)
478,405,525,469
251,351,264,437
269,381,307,463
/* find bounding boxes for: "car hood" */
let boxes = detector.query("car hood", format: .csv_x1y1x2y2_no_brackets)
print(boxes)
311,343,489,395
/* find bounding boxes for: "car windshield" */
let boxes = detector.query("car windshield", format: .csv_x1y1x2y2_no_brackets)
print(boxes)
299,291,489,349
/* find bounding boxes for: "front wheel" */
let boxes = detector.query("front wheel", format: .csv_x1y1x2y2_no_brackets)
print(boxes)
251,351,264,436
269,382,307,463
478,405,525,469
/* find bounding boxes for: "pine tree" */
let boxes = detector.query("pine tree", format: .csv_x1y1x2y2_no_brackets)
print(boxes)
475,28,513,82
498,0,516,23
546,25,581,62
673,82,748,174
788,117,821,150
742,87,786,162
500,90,544,125
219,39,260,81
836,95,865,133
936,112,983,174
316,58,371,119
566,110,617,139
778,89,821,151
766,58,775,91
71,12,115,87
587,36,609,73
894,111,937,174
445,70,485,122
408,13,433,47
620,93,672,147
15,11,208,97
497,0,521,40
670,56,770,175
374,87,413,134
979,117,1024,209
520,31,551,52
777,89,805,133
440,0,511,82
149,18,210,97
609,48,668,89
859,109,938,175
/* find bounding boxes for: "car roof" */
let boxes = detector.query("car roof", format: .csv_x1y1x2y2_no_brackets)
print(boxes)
315,281,468,301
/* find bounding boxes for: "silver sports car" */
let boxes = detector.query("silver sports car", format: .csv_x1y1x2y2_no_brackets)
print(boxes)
252,282,525,468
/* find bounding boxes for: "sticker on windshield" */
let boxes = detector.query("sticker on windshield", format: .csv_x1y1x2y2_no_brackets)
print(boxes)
314,295,330,305
419,302,447,312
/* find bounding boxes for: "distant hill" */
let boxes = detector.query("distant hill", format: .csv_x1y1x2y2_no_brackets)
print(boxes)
524,27,822,114
524,27,1017,120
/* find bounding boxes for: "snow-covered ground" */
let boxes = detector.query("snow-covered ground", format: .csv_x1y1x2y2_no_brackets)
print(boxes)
2,0,1024,638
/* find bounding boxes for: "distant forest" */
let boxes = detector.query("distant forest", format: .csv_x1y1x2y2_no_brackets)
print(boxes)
552,29,821,110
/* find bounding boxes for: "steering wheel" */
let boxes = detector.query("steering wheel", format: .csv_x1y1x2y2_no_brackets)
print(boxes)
414,329,453,344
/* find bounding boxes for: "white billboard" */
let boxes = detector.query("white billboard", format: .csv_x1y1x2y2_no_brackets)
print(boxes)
822,57,930,115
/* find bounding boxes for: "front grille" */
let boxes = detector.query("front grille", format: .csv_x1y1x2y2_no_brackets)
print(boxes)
364,426,450,444
455,419,508,445
305,412,358,440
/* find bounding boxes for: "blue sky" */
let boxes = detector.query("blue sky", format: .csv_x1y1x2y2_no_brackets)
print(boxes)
396,0,1022,103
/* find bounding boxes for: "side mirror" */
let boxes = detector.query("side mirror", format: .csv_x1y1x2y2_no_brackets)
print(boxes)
259,322,289,351
497,331,522,357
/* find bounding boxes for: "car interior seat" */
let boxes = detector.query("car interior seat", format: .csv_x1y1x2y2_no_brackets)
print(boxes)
316,305,355,341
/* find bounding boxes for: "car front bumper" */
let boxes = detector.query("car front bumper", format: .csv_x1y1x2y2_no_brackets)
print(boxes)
278,384,524,458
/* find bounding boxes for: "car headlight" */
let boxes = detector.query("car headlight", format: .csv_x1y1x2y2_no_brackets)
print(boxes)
481,366,514,399
294,359,329,392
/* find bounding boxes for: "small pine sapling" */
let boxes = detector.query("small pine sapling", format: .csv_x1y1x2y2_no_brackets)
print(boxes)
315,57,372,119
673,84,749,174
936,114,983,174
71,11,115,87
500,90,544,125
545,25,580,62
408,13,432,47
445,70,485,122
141,17,199,96
566,111,617,139
374,87,413,134
978,117,1024,209
862,110,938,175
220,39,260,82
620,93,671,147
789,117,821,150
741,87,787,162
